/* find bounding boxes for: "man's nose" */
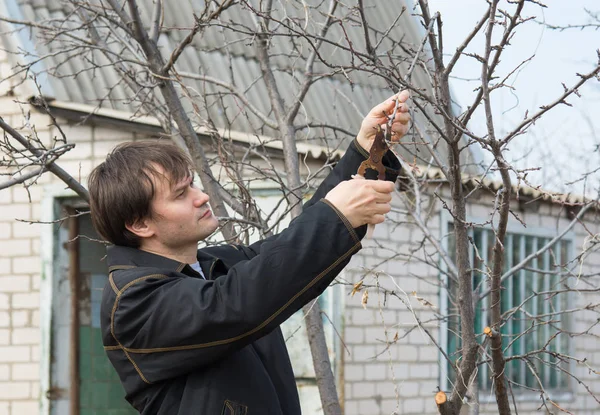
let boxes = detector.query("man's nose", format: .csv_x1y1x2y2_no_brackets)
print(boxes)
193,190,210,207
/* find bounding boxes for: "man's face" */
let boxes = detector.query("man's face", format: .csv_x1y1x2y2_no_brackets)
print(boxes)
144,166,219,251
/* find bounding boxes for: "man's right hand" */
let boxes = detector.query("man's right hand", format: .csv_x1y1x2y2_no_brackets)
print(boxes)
325,178,394,228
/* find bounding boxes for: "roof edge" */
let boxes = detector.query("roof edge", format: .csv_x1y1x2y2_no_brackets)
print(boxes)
37,99,345,160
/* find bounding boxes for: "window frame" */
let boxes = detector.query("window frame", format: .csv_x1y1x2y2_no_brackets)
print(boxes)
439,209,576,403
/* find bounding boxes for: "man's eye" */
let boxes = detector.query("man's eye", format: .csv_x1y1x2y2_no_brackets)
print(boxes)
190,179,196,188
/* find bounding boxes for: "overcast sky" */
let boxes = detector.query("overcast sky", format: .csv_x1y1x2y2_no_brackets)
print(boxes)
425,0,600,195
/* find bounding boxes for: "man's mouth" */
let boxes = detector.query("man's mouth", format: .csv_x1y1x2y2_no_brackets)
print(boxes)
199,210,212,220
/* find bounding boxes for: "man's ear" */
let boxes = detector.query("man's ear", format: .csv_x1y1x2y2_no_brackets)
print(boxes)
125,217,155,239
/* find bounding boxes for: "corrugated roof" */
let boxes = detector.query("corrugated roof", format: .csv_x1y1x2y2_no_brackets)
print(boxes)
1,0,480,168
412,166,591,206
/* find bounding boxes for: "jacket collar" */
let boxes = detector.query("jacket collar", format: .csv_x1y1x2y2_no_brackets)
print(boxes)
107,245,223,279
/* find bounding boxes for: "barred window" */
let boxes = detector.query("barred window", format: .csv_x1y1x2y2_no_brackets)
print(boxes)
444,225,572,393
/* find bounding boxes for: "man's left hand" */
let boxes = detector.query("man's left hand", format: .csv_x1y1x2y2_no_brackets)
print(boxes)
356,90,410,152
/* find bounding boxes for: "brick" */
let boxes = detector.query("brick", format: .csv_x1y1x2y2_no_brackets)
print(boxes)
12,328,39,345
0,188,12,204
0,204,31,221
0,239,31,257
397,345,418,362
352,382,375,398
0,364,8,381
31,346,40,362
11,311,29,327
0,258,10,274
409,363,430,379
0,222,10,239
381,398,402,414
0,330,8,345
31,274,41,291
345,327,364,344
11,363,39,381
345,364,364,381
93,139,130,158
58,160,93,182
357,399,379,414
350,308,376,326
94,126,137,142
0,312,8,328
365,363,387,381
375,381,399,398
352,345,376,362
0,276,30,292
403,397,425,413
343,400,359,415
0,346,29,362
0,381,30,399
61,141,92,160
31,310,39,328
0,293,8,310
11,401,37,415
398,381,419,397
418,345,438,362
388,363,409,379
12,221,40,238
62,124,93,142
0,401,7,415
12,256,40,274
30,381,40,399
11,293,39,309
365,327,386,343
31,238,40,256
12,185,42,203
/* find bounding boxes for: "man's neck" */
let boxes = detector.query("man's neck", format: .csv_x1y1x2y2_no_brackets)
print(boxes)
137,243,198,265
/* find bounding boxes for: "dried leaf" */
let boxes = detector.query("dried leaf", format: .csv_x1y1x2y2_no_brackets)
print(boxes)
351,280,364,297
393,331,399,342
411,291,437,309
361,290,369,309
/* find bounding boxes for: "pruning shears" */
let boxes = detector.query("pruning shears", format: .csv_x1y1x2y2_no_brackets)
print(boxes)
357,125,389,181
356,125,391,239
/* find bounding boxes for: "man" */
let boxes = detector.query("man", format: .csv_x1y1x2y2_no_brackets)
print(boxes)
88,92,410,414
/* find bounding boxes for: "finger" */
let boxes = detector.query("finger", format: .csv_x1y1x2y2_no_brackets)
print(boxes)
372,192,392,203
391,112,411,125
390,125,410,142
369,180,395,193
367,214,386,225
396,89,410,103
369,94,401,118
373,202,392,214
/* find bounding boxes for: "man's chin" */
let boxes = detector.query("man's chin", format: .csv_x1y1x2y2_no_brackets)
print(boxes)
198,219,220,240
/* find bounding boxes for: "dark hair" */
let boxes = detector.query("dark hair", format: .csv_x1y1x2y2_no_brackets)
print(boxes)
88,140,194,247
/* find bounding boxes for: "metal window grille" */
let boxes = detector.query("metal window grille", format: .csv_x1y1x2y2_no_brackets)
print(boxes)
445,225,571,392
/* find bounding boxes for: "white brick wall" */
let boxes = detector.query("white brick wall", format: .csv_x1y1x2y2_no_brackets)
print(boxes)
0,90,141,412
343,189,600,415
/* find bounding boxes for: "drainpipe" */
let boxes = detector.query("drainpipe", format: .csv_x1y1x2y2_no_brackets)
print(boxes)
67,207,80,415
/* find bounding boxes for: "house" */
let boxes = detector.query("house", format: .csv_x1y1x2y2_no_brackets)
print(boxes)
0,1,598,414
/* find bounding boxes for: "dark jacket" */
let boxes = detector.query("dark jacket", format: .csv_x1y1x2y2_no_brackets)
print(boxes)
101,139,400,415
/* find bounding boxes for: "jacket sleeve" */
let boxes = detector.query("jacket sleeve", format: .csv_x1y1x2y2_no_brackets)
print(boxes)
110,200,362,383
207,138,402,261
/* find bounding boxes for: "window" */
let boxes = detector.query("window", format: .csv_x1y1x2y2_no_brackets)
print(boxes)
443,225,572,394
